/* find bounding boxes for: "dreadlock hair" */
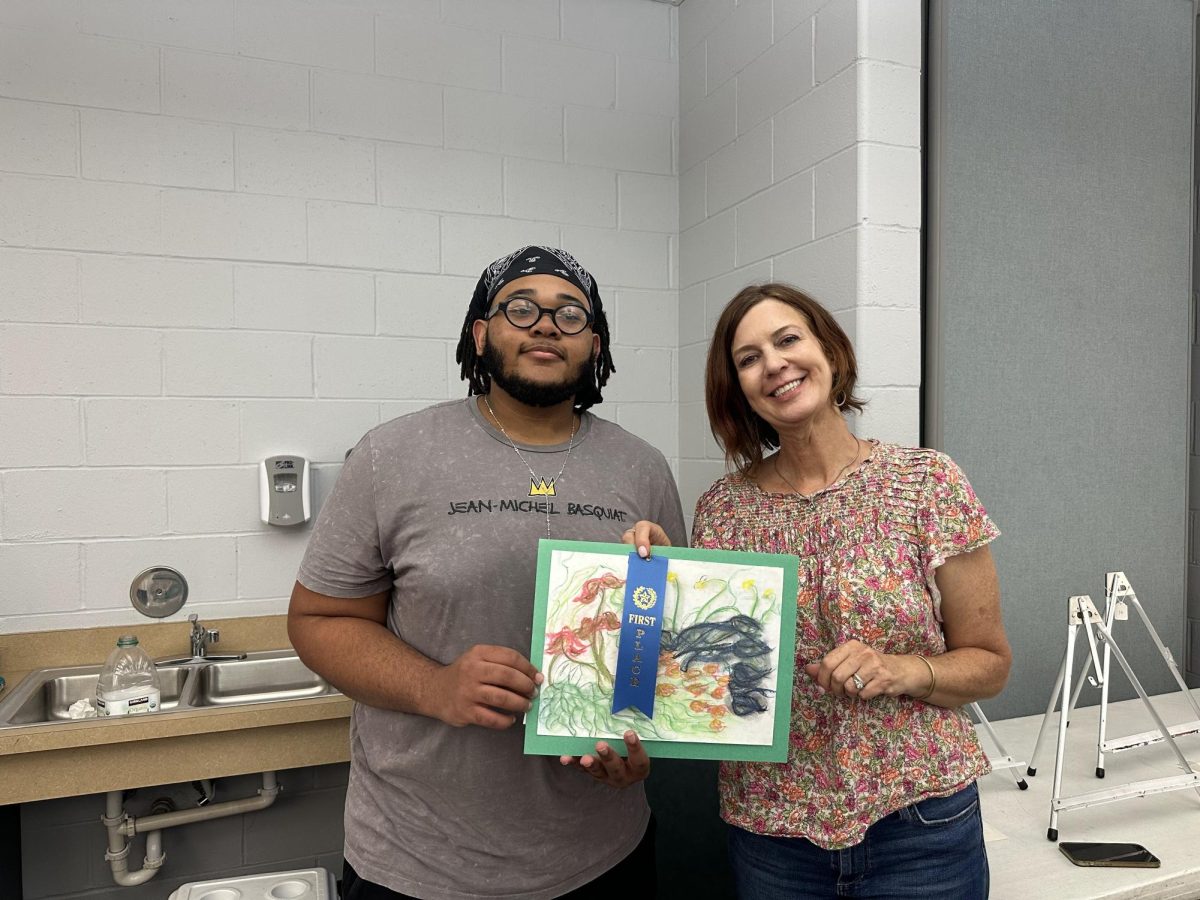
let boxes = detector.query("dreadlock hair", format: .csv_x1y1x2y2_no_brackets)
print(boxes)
454,269,616,413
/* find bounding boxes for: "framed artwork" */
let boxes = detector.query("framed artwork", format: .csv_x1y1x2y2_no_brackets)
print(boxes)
525,540,799,762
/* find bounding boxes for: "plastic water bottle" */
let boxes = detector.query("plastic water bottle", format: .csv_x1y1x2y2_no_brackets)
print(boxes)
96,635,162,717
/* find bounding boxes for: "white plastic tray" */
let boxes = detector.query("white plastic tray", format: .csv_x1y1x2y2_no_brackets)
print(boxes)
168,866,335,900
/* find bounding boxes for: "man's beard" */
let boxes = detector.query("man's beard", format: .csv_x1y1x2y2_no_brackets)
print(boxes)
480,340,593,408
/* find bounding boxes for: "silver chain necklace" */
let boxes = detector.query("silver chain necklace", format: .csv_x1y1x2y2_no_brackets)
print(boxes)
482,395,577,538
774,437,861,499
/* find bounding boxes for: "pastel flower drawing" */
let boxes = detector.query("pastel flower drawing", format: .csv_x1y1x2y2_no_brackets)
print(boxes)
572,573,625,605
545,626,589,659
576,611,620,639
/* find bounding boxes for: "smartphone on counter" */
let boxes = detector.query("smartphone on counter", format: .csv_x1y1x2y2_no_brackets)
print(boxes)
1058,842,1160,868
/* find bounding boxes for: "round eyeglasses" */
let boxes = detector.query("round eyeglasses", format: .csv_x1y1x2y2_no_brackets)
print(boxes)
486,298,594,335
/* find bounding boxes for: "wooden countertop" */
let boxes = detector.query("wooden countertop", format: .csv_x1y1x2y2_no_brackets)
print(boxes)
0,616,352,804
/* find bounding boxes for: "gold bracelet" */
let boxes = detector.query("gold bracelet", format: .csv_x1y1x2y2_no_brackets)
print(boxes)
912,655,937,700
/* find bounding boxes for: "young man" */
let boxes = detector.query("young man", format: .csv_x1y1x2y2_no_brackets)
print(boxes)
289,246,688,900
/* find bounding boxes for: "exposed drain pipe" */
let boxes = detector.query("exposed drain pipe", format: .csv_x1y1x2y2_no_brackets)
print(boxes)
102,792,160,887
102,772,280,887
192,778,215,806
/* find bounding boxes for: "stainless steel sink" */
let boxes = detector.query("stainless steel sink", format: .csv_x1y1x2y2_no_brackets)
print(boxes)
192,652,337,707
0,650,339,728
0,665,188,725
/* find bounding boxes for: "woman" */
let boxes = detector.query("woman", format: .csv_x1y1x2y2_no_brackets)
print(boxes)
693,283,1011,899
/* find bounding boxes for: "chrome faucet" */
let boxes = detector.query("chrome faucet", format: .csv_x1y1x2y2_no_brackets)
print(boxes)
190,614,219,658
157,615,247,665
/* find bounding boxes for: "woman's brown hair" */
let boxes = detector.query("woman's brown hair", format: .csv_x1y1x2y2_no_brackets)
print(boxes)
705,283,864,475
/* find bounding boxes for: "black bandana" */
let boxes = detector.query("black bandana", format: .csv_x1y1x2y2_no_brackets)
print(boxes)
481,246,594,305
456,245,615,412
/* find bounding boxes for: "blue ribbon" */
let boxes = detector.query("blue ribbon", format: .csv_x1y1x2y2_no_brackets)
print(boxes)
611,552,668,718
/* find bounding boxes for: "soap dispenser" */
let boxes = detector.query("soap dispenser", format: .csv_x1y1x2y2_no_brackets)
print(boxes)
259,455,311,526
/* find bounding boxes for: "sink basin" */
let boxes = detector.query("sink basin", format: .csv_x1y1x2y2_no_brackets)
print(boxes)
0,651,339,728
193,653,337,706
1,665,188,725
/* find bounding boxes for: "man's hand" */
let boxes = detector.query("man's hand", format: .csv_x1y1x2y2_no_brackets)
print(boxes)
559,731,650,787
434,644,543,729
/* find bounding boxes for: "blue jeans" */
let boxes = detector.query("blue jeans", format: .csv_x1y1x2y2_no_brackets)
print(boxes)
728,782,988,899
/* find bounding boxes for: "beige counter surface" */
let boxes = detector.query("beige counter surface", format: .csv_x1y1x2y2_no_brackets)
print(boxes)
981,686,1200,900
0,616,352,805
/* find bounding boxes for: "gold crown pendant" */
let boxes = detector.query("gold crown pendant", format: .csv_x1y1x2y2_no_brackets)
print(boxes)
529,478,557,497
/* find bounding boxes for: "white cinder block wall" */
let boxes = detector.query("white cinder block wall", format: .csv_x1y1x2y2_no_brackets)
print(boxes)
0,0,681,634
0,0,926,635
674,0,922,518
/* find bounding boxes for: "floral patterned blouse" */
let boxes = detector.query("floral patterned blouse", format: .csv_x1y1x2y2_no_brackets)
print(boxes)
690,441,1000,849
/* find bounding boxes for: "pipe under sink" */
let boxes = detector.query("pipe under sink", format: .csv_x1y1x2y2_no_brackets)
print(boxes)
0,650,340,728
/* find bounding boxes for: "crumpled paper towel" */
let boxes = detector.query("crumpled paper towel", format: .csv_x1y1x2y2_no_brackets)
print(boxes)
68,698,98,718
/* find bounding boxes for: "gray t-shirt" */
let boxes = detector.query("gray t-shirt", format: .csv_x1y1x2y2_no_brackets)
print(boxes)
298,398,688,900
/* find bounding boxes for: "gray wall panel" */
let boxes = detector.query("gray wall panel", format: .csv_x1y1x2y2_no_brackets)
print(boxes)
927,0,1193,718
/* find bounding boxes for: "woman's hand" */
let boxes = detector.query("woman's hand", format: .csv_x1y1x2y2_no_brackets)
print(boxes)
559,731,650,787
804,640,932,701
621,520,673,558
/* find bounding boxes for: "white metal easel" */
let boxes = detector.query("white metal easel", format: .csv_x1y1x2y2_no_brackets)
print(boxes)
1037,586,1200,841
968,702,1028,790
1091,572,1200,777
1026,573,1200,780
